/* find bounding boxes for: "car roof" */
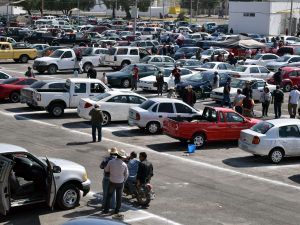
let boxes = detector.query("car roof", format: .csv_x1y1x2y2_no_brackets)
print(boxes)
106,90,145,97
0,144,28,154
148,98,186,103
67,78,103,83
266,119,300,127
236,77,264,81
281,66,300,71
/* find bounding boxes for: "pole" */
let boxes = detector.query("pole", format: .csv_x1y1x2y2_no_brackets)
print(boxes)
150,2,152,22
6,3,9,26
133,0,138,35
289,0,293,35
41,0,44,17
190,0,192,23
162,0,165,19
196,0,199,22
77,0,80,25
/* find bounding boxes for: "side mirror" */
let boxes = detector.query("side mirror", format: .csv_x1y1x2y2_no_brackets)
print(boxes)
52,165,61,173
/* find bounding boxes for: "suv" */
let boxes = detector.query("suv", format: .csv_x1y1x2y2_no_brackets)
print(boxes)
103,47,150,70
0,144,90,215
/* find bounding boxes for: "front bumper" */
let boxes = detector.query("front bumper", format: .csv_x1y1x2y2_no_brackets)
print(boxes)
33,65,49,71
81,179,91,196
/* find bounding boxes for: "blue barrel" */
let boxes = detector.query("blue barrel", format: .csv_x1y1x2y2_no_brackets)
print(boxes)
188,144,196,153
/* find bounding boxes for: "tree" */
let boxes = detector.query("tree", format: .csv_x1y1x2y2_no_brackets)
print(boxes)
201,0,220,17
44,0,96,15
15,0,41,15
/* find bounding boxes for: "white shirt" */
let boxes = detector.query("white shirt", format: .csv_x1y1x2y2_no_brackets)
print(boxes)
289,89,300,105
105,158,128,183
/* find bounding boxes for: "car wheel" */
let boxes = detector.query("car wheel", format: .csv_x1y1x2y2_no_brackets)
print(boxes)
102,111,111,126
203,59,209,63
56,184,80,210
121,61,130,68
122,79,130,88
195,89,203,99
193,133,206,148
10,92,20,103
269,148,284,164
283,84,292,92
83,63,92,73
48,64,57,75
146,122,160,134
162,83,168,92
50,104,64,117
19,54,29,63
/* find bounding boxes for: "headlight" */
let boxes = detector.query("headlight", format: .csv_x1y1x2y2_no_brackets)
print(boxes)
83,171,88,181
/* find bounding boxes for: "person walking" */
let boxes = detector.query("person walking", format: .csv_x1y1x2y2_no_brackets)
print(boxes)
233,89,245,115
260,87,271,117
103,149,129,215
172,65,181,85
273,68,282,86
100,148,117,209
242,95,255,117
87,65,97,79
131,65,139,91
288,85,300,118
182,85,197,107
24,67,35,78
156,71,164,96
212,71,220,89
271,85,284,119
222,77,232,108
89,104,103,142
101,72,108,85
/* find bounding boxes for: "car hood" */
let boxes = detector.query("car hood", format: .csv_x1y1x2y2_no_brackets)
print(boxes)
35,57,57,62
44,157,85,172
245,59,258,64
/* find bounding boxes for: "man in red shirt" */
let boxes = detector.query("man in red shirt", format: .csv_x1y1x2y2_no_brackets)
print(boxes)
131,65,139,91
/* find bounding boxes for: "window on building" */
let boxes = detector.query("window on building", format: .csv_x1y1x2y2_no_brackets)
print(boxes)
243,12,255,17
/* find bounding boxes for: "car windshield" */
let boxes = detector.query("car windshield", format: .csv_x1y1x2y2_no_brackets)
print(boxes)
253,54,262,60
201,62,215,69
120,65,134,72
30,81,46,88
91,92,111,101
233,66,247,72
140,100,155,110
2,78,18,84
202,49,213,55
50,50,64,58
187,72,203,82
251,121,274,134
276,55,290,62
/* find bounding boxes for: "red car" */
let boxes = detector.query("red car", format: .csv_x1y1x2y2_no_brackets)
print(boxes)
163,106,260,148
267,66,300,92
0,77,37,103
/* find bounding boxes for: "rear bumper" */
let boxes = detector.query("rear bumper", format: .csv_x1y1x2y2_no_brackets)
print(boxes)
238,140,263,155
82,179,91,196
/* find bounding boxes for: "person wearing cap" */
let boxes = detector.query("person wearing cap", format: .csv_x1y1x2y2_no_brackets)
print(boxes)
288,85,300,118
131,65,139,91
103,149,129,214
271,85,284,119
89,104,103,142
100,147,117,209
182,85,197,107
24,67,35,78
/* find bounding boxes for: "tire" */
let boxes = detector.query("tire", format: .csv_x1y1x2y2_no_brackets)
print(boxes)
203,59,209,63
121,78,130,88
83,63,92,73
269,148,284,164
252,154,261,158
56,184,80,210
19,54,29,63
10,92,20,103
48,64,57,75
193,133,206,148
121,61,130,69
146,121,160,134
195,89,203,99
102,111,111,126
49,103,64,117
37,69,45,74
283,84,292,92
162,83,168,92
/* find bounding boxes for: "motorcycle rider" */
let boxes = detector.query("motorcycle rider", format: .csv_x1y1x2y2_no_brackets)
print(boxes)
125,151,140,196
136,152,153,187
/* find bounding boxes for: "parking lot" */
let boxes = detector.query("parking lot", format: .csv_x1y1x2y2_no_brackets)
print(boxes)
1,60,300,225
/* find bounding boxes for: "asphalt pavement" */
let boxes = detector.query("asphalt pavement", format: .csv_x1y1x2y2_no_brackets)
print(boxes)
1,60,300,225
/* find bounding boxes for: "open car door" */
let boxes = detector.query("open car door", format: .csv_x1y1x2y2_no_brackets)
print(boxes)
0,155,13,215
45,157,56,210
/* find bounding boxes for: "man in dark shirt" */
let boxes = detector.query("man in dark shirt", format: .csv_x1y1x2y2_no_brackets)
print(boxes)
87,65,97,79
222,77,232,108
136,152,153,186
271,85,284,118
89,104,103,142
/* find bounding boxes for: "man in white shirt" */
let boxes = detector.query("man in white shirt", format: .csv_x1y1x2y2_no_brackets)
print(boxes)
288,85,300,118
103,149,128,214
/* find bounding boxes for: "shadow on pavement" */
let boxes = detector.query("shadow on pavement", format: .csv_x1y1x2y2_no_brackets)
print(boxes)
112,129,158,137
289,174,300,184
66,141,93,145
13,112,79,120
5,107,42,113
63,121,91,129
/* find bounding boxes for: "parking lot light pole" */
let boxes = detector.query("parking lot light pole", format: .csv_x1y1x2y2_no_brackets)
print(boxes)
190,0,192,23
77,0,80,25
133,0,138,35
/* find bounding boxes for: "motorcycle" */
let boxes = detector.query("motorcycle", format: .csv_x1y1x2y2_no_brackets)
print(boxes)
124,181,155,206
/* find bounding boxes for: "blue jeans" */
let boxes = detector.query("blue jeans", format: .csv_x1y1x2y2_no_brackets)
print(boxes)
222,94,232,107
92,122,102,142
104,182,124,214
126,177,136,194
102,176,115,209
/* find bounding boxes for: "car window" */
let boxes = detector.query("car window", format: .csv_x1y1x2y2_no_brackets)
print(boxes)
181,69,191,75
217,64,226,70
91,83,105,93
175,103,192,113
128,95,145,104
289,57,300,63
0,72,8,79
259,67,269,73
257,81,266,88
164,57,174,63
130,49,138,55
279,125,300,138
151,103,158,112
289,71,298,77
219,112,225,122
152,57,162,62
202,108,217,122
146,42,153,46
250,67,259,73
117,48,128,55
226,112,244,122
107,95,128,103
146,65,157,71
74,83,86,93
263,55,276,60
49,83,65,89
140,100,155,110
158,103,174,113
62,51,72,58
251,121,274,134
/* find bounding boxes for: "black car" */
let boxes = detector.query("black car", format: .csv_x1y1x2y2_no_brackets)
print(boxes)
176,71,232,99
174,47,201,60
25,31,57,44
52,33,91,46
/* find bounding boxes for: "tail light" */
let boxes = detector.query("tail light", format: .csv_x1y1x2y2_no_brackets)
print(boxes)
252,136,260,144
84,102,93,108
136,112,140,120
36,93,41,101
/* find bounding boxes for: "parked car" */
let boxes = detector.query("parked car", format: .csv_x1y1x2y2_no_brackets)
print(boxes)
0,77,37,103
164,106,260,148
128,98,201,134
130,40,160,51
239,119,300,163
243,53,279,66
276,45,300,56
194,62,234,72
30,44,50,57
0,71,12,83
175,59,203,70
141,55,175,67
77,91,147,125
192,48,230,63
232,65,273,79
106,64,160,88
266,55,300,72
0,42,37,63
174,47,201,60
0,143,90,215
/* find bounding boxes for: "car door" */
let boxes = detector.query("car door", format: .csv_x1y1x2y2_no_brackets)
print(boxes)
45,157,56,209
57,51,75,70
105,95,129,121
288,70,299,85
157,102,176,124
224,112,249,139
0,155,13,215
89,82,106,98
163,56,175,67
150,56,163,67
252,81,266,101
129,48,139,63
278,125,300,155
70,83,87,107
249,66,260,78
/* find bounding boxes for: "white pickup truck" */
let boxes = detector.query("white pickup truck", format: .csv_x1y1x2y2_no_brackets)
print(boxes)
33,48,105,74
31,78,110,117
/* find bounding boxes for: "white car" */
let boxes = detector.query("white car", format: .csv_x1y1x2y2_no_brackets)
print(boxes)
232,65,274,79
141,55,175,67
128,98,201,134
138,67,197,92
210,77,277,102
194,62,234,73
243,53,279,66
239,119,300,163
77,91,147,125
0,71,12,83
191,48,230,63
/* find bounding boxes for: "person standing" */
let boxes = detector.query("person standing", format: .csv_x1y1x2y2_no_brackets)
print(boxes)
172,65,181,85
101,72,108,85
233,89,245,115
195,48,201,61
271,85,284,119
212,71,220,89
87,65,97,79
242,95,255,117
125,151,140,195
100,148,117,209
89,104,103,142
156,71,164,96
136,152,154,187
222,77,232,108
24,67,35,78
273,68,282,86
103,149,129,215
131,65,139,91
182,85,197,107
288,85,300,118
260,87,271,117
242,82,253,98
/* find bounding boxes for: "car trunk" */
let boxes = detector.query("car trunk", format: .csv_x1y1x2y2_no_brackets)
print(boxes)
240,129,265,145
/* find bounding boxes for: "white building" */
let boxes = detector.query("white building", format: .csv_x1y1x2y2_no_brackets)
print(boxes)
229,1,300,36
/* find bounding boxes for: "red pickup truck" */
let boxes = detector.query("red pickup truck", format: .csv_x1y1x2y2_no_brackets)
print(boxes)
163,107,260,148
